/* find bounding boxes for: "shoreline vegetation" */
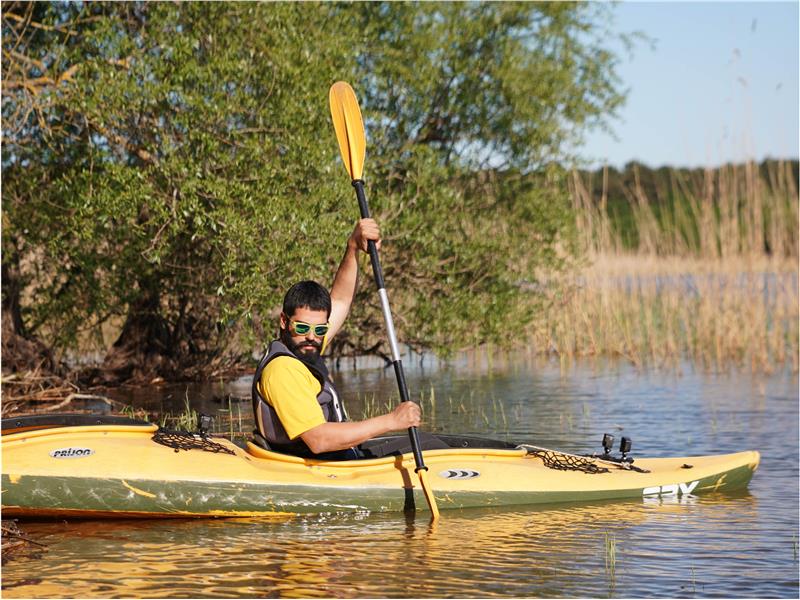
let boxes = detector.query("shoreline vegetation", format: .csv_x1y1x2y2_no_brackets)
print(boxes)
2,161,800,416
4,3,632,395
543,159,798,375
3,5,796,419
3,159,797,419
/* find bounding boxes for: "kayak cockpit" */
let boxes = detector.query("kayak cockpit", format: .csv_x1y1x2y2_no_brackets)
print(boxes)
249,428,518,460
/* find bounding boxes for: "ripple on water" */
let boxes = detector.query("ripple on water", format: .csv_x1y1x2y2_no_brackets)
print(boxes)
2,361,797,598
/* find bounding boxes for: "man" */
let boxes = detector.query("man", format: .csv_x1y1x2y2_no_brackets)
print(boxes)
251,218,422,460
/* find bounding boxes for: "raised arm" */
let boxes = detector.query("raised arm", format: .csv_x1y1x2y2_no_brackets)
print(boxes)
327,218,380,340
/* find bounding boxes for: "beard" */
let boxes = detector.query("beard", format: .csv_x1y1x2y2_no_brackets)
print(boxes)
280,328,322,364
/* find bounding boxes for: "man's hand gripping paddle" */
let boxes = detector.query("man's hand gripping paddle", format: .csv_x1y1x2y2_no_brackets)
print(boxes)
329,81,440,519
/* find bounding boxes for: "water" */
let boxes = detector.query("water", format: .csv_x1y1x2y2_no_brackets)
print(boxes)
3,356,798,598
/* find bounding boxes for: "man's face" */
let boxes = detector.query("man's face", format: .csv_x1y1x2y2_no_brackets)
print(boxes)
280,306,329,360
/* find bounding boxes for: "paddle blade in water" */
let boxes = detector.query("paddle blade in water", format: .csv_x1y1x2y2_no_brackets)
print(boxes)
329,81,366,181
417,468,440,519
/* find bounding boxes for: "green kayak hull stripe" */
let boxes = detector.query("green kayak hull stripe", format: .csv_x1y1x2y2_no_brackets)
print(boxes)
1,464,755,517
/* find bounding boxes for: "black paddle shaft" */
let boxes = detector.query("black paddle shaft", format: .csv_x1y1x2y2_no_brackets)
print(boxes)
352,179,427,472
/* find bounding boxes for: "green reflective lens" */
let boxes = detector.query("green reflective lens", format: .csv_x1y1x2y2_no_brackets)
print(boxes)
290,320,329,337
292,322,310,334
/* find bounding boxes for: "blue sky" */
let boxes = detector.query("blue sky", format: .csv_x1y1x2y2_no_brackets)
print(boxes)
582,1,799,169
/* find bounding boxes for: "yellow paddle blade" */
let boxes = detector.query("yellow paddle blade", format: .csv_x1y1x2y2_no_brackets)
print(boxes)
329,81,366,181
417,467,440,519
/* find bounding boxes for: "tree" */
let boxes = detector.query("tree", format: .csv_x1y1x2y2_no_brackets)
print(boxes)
3,2,360,381
331,2,626,356
2,1,628,381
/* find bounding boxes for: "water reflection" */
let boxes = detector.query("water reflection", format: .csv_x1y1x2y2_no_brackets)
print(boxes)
2,491,773,599
4,357,797,598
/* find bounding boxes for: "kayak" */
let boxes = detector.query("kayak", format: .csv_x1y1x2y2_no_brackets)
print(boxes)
1,414,760,519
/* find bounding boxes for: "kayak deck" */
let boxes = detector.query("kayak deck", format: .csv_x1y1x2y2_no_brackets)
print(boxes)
1,418,760,519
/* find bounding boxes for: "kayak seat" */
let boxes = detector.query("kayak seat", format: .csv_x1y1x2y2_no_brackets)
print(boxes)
249,430,515,459
359,433,516,457
251,430,272,450
358,432,451,458
249,431,362,461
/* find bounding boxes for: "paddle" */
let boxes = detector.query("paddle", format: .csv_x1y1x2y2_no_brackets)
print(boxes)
329,81,440,519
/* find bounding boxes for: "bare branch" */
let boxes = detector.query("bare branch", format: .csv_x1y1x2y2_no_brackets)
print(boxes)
3,11,79,36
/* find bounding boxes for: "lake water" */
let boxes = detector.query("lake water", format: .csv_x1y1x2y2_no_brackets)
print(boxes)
2,355,798,598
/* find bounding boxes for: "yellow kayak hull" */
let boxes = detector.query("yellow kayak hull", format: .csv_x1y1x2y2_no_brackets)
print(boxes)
1,420,760,518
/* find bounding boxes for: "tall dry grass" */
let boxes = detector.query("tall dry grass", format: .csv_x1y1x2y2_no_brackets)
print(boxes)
535,161,798,373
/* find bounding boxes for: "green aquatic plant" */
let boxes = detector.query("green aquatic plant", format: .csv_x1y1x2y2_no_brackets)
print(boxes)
604,530,617,578
495,396,508,431
213,397,249,441
119,405,149,422
353,392,394,421
157,392,197,431
228,396,234,440
174,392,198,432
237,401,243,439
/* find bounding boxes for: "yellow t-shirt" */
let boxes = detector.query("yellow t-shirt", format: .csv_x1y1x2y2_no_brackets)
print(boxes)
258,356,326,440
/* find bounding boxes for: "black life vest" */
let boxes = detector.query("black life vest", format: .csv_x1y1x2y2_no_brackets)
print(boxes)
251,339,347,457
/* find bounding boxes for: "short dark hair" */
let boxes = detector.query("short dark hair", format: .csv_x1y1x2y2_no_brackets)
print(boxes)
282,280,331,318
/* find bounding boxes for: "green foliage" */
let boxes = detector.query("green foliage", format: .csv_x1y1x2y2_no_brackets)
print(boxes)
3,2,356,363
356,3,625,172
2,1,629,376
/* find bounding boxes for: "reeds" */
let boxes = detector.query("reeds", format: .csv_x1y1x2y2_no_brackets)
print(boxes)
349,387,512,434
541,160,798,373
604,530,617,581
